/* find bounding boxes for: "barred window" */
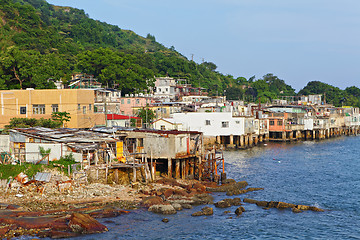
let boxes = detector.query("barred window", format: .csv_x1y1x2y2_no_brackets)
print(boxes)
33,105,45,114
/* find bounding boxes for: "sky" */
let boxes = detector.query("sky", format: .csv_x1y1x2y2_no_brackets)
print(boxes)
47,0,360,91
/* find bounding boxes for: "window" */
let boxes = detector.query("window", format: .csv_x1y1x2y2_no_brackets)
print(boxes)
33,105,45,114
83,106,86,114
277,120,282,126
121,99,124,104
269,120,275,126
136,99,140,104
205,120,211,126
78,104,80,110
161,125,166,130
89,104,92,111
235,121,240,124
52,104,58,113
127,99,131,104
20,107,26,114
221,121,229,128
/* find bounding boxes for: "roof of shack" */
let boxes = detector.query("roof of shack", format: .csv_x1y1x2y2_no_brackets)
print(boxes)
11,127,119,145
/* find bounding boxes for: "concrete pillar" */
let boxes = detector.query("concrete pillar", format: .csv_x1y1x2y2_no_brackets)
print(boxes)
240,135,244,148
168,158,172,178
282,131,286,141
313,130,316,140
230,134,234,145
249,134,253,146
244,135,249,148
259,135,263,143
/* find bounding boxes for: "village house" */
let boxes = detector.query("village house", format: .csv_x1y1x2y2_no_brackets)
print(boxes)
152,118,184,131
106,114,142,128
0,89,105,129
153,77,178,101
120,94,154,115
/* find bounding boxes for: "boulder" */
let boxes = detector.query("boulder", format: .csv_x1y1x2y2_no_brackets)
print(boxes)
309,206,324,212
214,200,231,208
235,206,245,216
243,198,259,204
192,183,207,193
171,203,183,211
228,198,242,206
207,181,248,192
68,213,108,234
163,189,174,199
148,204,177,215
192,193,214,205
191,207,213,216
141,196,164,207
181,204,193,209
292,207,303,213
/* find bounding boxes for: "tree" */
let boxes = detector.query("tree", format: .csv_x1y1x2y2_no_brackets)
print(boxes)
4,117,61,130
51,111,71,127
136,105,155,128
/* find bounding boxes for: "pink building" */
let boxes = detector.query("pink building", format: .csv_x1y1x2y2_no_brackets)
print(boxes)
120,96,154,116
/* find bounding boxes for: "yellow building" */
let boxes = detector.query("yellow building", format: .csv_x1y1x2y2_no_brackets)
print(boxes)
0,89,105,129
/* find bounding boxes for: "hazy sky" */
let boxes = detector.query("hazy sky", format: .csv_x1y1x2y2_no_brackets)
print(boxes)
47,0,360,91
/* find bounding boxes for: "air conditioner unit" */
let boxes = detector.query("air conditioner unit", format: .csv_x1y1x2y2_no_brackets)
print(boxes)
139,93,144,97
130,94,134,97
125,94,129,97
135,94,139,97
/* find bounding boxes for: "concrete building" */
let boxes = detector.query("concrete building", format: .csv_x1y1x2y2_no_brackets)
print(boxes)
120,95,154,115
152,118,184,131
0,89,105,129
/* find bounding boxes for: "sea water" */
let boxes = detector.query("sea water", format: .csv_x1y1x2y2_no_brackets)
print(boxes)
40,136,360,239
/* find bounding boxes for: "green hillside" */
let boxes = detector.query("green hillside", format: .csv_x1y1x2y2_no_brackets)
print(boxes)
0,0,359,107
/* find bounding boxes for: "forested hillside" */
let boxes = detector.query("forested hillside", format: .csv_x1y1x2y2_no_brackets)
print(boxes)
0,0,360,107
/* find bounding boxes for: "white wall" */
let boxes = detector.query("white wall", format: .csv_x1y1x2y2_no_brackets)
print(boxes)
0,135,9,152
173,112,245,136
25,143,63,163
304,119,314,130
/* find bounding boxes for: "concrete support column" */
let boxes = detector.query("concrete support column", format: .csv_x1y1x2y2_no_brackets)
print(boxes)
282,131,286,141
249,134,253,146
244,135,249,148
240,135,244,148
313,130,316,140
230,134,234,145
259,135,263,143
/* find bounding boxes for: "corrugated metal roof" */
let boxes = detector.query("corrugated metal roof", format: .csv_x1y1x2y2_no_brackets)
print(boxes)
34,172,52,182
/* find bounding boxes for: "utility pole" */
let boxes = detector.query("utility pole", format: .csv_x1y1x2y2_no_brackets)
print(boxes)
191,54,194,61
104,92,108,127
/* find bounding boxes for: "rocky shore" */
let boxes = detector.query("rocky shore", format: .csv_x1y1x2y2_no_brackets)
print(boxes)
0,174,325,239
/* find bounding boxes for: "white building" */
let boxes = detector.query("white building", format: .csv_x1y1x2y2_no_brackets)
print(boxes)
154,77,177,101
172,112,246,136
152,118,184,131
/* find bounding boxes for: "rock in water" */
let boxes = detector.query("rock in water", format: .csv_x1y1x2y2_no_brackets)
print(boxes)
148,204,177,214
191,207,214,216
68,213,108,234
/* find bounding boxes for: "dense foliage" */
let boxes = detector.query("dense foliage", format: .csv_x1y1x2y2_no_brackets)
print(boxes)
0,0,360,107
